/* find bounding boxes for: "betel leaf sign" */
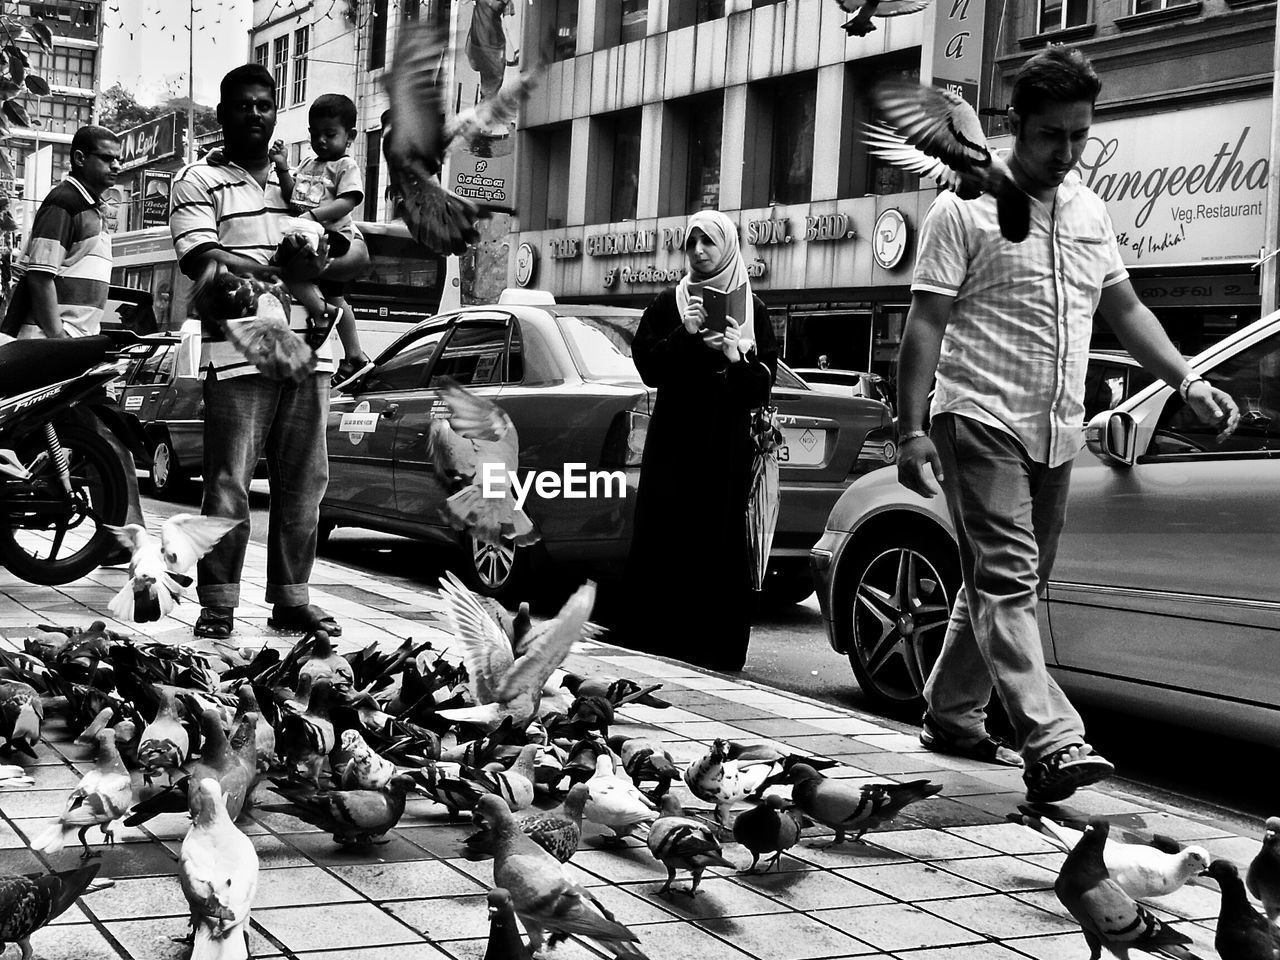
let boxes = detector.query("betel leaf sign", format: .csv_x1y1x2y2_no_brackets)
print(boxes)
117,114,181,171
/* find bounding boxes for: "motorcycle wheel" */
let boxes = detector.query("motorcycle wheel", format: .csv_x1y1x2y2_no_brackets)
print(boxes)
0,421,130,585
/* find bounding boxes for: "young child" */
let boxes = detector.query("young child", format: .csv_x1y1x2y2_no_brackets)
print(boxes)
271,93,372,389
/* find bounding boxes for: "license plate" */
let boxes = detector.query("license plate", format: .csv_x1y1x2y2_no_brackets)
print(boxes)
780,426,825,466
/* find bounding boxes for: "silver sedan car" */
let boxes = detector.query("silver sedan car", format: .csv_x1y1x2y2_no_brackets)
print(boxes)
811,316,1280,744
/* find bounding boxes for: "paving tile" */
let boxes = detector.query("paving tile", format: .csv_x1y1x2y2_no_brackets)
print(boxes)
899,943,1033,960
1134,878,1222,920
616,705,708,724
281,831,429,865
382,892,492,940
247,833,317,868
1203,834,1266,863
686,702,784,722
934,855,1060,893
102,916,276,960
329,858,487,900
731,717,836,739
398,823,483,858
700,910,875,959
865,828,998,861
900,797,1005,829
945,823,1063,856
25,921,127,959
1122,810,1236,841
1043,791,1151,817
579,882,688,924
255,902,424,950
1003,931,1096,960
625,920,760,959
438,935,606,960
788,839,912,869
1008,889,1074,920
252,865,366,908
574,846,674,885
921,894,1079,939
659,720,753,740
836,861,993,901
814,900,985,952
42,840,181,878
736,867,891,909
627,876,791,919
290,945,453,959
840,753,952,776
0,845,46,874
781,734,890,757
80,874,190,919
0,819,26,849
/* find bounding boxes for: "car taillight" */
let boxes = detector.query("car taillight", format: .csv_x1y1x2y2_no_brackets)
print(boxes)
600,407,650,468
852,426,898,476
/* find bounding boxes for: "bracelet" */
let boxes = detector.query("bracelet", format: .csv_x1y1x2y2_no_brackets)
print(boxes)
899,430,929,443
1177,373,1205,401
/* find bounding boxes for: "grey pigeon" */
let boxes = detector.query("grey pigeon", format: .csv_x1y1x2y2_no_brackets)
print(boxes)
834,0,931,36
647,795,736,897
1247,817,1280,922
1208,859,1280,960
788,763,940,846
733,794,802,872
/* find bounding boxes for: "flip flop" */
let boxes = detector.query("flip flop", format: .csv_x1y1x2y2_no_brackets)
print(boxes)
920,714,1023,767
194,607,234,640
267,603,342,637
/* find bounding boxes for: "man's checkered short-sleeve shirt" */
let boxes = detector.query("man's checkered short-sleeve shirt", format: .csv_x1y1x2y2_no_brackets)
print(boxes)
912,169,1128,468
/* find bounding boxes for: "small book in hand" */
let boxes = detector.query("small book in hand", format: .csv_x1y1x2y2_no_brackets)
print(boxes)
702,284,747,335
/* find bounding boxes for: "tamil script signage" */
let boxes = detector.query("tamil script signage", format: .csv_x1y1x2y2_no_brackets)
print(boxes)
118,113,182,173
931,0,986,109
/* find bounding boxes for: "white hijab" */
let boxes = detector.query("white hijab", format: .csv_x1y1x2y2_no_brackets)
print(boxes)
675,210,756,354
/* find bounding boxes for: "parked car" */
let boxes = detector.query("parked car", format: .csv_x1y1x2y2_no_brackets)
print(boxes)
321,290,898,603
810,327,1280,744
793,368,894,409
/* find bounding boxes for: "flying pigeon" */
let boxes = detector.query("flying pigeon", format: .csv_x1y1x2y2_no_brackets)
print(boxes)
436,572,595,729
1208,859,1280,960
866,80,1031,243
733,794,803,873
0,864,101,960
1054,818,1194,960
647,794,737,897
0,678,42,758
190,263,316,382
427,378,538,548
382,14,540,254
788,764,940,846
1248,817,1280,922
179,778,259,960
31,729,134,859
1011,805,1210,900
107,515,240,623
833,0,932,36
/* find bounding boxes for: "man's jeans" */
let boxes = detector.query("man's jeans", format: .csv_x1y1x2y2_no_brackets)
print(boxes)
197,370,329,609
923,413,1085,763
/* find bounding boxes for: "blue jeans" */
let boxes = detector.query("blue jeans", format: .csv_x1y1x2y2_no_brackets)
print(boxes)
923,413,1085,763
197,371,329,609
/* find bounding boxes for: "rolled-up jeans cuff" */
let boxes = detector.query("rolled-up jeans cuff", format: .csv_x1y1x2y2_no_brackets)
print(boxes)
196,585,240,609
266,584,310,606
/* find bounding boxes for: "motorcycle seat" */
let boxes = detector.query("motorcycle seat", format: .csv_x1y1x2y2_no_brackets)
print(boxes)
0,335,113,399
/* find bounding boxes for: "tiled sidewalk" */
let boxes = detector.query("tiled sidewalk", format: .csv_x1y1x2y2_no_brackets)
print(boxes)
0,531,1262,960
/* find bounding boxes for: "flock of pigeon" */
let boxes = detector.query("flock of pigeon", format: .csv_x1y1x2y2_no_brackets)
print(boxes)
0,571,1279,960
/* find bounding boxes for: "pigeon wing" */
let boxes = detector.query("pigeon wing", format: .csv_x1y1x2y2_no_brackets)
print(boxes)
871,80,991,169
862,121,964,190
160,515,241,574
877,0,932,14
383,14,448,178
439,571,515,704
437,378,514,442
498,581,597,703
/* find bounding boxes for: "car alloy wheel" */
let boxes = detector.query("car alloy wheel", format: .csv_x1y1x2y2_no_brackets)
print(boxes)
149,437,185,499
470,535,516,591
844,532,957,714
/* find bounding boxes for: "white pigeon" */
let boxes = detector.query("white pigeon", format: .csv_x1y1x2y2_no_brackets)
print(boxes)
1015,807,1210,900
31,729,134,858
179,778,259,960
834,0,932,36
683,739,780,826
0,762,34,787
436,571,596,730
865,80,1031,243
336,728,397,791
583,754,658,841
107,515,240,623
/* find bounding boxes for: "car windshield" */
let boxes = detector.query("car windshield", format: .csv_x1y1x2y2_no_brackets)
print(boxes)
557,313,643,380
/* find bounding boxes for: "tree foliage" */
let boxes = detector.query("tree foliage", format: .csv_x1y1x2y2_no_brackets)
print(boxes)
96,83,219,139
0,16,54,182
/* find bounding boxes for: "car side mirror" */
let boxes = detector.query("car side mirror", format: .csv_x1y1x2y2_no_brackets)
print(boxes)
1085,409,1137,467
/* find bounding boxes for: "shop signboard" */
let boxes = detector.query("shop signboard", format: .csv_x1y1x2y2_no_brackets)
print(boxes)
931,0,985,109
141,170,173,229
118,113,183,173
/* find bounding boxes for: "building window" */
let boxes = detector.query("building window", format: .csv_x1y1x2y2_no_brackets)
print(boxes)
522,123,571,230
620,0,648,43
290,139,307,167
402,0,420,20
610,110,642,221
272,35,289,101
753,0,784,6
1131,0,1191,9
769,74,815,206
254,42,268,67
1038,0,1090,31
686,93,723,214
21,45,95,89
22,94,93,135
863,57,921,196
368,0,389,70
548,0,578,61
291,27,309,106
364,129,381,221
698,0,726,20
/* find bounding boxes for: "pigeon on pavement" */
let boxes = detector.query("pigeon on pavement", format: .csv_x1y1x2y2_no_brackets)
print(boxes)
107,515,239,622
334,728,397,790
31,729,134,859
233,686,276,773
1247,817,1280,922
683,739,782,826
137,686,191,785
263,774,419,845
562,675,669,709
1054,818,1194,960
278,676,337,785
733,794,803,873
788,764,941,846
608,735,679,801
179,778,259,960
0,864,101,960
866,80,1031,243
833,0,932,36
0,679,42,760
467,782,590,863
1208,859,1280,960
647,794,737,897
475,795,650,958
584,754,658,842
484,887,534,960
297,630,355,693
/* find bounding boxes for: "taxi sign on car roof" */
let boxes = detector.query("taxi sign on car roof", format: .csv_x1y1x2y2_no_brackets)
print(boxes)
497,288,556,306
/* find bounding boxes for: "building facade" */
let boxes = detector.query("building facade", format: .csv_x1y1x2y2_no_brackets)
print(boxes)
989,0,1273,356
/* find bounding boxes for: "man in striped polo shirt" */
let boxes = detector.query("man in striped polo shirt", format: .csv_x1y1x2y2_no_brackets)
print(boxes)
169,64,368,640
896,47,1240,803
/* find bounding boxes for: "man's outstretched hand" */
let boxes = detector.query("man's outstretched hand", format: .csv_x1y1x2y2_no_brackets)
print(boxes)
897,436,945,498
1185,380,1240,443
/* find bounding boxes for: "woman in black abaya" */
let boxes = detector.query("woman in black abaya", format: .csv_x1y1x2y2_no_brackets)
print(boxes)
620,210,778,672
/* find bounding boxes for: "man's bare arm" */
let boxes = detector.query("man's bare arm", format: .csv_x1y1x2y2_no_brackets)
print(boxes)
26,272,63,338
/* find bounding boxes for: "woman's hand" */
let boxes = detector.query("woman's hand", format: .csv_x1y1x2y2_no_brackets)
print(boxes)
682,296,705,335
720,317,742,362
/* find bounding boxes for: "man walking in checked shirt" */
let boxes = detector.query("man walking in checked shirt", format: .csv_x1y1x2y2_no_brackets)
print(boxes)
896,47,1241,803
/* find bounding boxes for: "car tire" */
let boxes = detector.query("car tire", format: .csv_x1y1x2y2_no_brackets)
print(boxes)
758,559,816,608
149,435,187,500
463,533,540,605
838,525,960,718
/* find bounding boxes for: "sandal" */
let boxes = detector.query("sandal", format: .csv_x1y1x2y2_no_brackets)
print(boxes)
1024,743,1114,804
194,607,234,640
920,714,1023,767
267,603,342,637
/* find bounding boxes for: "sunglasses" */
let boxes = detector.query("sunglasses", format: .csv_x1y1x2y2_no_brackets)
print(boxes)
87,151,122,164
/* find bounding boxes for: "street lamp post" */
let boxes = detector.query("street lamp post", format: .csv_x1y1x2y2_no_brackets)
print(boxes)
186,0,195,163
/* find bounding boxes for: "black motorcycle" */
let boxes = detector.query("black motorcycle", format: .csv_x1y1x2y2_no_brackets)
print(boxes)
0,335,146,584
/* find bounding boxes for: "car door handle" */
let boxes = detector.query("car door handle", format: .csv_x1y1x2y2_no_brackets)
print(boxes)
381,403,401,421
148,391,160,400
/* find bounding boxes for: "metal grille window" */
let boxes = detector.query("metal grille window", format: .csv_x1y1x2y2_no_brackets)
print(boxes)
1038,0,1090,30
620,0,648,43
272,35,289,102
292,26,309,106
368,0,389,70
254,42,268,67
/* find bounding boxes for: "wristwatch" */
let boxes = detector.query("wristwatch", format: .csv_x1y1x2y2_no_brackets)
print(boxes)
899,430,929,443
1177,373,1206,401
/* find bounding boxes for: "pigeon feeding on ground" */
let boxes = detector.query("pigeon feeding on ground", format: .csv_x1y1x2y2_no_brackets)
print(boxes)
608,736,680,801
563,674,669,709
484,887,534,960
427,379,538,549
733,794,804,873
0,864,101,960
179,778,259,960
136,686,191,785
107,515,239,623
467,782,590,864
264,774,419,845
866,80,1031,243
647,794,737,897
833,0,931,36
1012,805,1210,900
1247,817,1280,922
31,729,133,859
1054,818,1194,960
436,572,595,729
584,753,659,842
382,14,540,254
1208,859,1280,960
788,764,941,846
683,739,783,826
0,678,42,758
334,728,397,790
